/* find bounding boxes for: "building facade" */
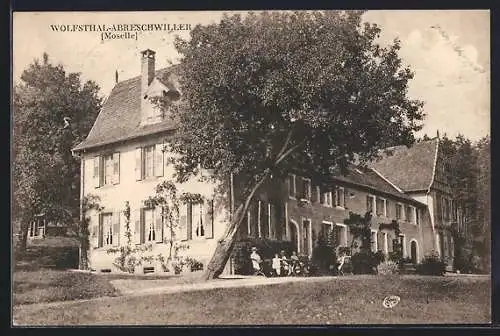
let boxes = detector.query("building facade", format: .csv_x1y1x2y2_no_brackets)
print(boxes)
73,49,454,273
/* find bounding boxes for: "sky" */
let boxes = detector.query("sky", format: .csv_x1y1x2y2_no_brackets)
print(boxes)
12,10,490,141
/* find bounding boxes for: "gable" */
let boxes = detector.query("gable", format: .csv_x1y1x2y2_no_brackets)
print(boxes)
73,65,181,152
368,139,439,192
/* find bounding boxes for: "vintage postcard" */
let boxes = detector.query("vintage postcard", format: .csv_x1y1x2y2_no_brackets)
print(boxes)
12,10,491,326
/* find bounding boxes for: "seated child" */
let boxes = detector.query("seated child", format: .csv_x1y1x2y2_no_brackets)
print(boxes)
250,247,262,274
272,253,281,276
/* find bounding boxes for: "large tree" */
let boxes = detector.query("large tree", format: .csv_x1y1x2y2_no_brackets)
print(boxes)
13,53,102,253
161,11,424,279
439,134,490,273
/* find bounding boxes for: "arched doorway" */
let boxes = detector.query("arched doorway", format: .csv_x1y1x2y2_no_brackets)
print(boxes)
289,219,299,253
410,240,418,264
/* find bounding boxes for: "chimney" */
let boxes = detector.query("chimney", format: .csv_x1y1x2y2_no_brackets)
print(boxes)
141,49,156,98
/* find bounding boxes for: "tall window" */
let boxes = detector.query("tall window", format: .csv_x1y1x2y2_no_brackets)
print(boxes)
405,205,412,222
144,208,156,242
322,191,332,207
396,203,403,220
102,213,113,246
312,186,320,203
144,145,155,178
376,198,386,216
366,195,375,213
93,152,120,187
191,203,205,238
103,154,114,185
335,186,345,208
299,178,311,201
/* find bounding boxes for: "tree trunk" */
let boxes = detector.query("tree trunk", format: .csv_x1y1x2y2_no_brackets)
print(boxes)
203,129,301,280
203,171,271,280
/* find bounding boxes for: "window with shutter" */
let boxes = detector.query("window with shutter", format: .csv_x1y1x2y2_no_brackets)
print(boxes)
154,144,164,177
366,195,375,213
396,203,403,220
144,145,155,179
102,154,114,185
335,186,345,208
93,157,101,188
98,213,104,248
135,148,143,181
112,212,120,246
134,209,143,244
311,185,319,203
112,152,120,185
179,203,188,241
101,213,113,246
144,208,156,242
91,214,99,248
155,209,163,243
205,199,214,239
192,203,205,239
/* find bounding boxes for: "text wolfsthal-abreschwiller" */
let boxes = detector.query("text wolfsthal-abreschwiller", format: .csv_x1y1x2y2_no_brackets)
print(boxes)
50,23,192,32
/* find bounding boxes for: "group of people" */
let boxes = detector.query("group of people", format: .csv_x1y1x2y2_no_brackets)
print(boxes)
250,247,303,276
250,246,351,276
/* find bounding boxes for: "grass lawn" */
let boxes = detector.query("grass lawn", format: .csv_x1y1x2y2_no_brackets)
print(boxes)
13,275,490,325
13,270,119,305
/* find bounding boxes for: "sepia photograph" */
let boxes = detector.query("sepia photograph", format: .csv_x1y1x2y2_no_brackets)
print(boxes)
12,10,491,325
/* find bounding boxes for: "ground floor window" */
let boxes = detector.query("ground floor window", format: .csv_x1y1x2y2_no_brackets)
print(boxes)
144,208,156,242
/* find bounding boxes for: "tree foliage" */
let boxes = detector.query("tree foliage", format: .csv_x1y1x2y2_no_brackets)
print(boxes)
161,11,425,279
13,53,102,251
438,133,490,272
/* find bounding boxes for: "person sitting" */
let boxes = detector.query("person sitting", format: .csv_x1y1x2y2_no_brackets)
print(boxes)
336,251,347,275
271,253,282,277
280,250,292,276
250,247,264,276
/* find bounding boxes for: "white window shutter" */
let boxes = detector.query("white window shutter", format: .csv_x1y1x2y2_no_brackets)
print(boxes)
93,157,100,188
112,212,120,246
155,209,163,243
205,199,214,239
97,213,103,248
179,203,188,241
135,148,143,181
112,153,120,185
90,213,99,248
134,209,143,244
154,143,164,177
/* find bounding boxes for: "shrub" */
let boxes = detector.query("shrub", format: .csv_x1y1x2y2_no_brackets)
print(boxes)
351,251,384,274
416,251,446,276
377,260,399,275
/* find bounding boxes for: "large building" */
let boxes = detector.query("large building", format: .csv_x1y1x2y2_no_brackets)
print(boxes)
72,49,456,274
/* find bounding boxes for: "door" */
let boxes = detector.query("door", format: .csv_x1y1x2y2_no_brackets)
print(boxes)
410,240,417,264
